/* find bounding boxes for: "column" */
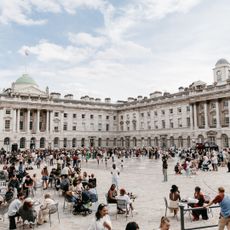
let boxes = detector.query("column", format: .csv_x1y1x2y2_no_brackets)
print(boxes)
228,100,230,128
27,109,30,132
50,111,53,132
194,103,198,129
17,109,20,132
60,111,63,133
216,101,220,128
46,110,49,132
204,102,209,129
37,109,40,133
190,104,194,129
13,109,16,132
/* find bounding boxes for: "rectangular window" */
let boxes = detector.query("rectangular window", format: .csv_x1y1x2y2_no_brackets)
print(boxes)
187,117,191,127
64,113,68,118
98,115,102,119
113,116,116,120
72,126,76,131
90,123,94,130
5,120,10,130
106,124,109,131
161,110,165,115
98,123,102,131
5,110,11,115
154,121,158,129
178,118,182,128
141,113,144,118
162,120,165,129
90,114,94,119
223,101,228,108
154,111,158,116
120,115,123,120
20,121,23,130
54,112,59,117
186,106,190,112
54,126,59,132
140,122,144,129
169,108,173,114
106,115,109,120
30,121,33,130
82,122,86,130
82,114,85,119
73,113,77,118
170,119,173,128
63,123,67,131
147,112,151,117
177,107,182,113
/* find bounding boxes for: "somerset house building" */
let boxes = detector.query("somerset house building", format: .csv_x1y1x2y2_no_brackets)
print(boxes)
1,58,230,151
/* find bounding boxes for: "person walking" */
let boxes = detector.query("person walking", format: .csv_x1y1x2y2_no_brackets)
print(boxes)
162,154,168,182
204,187,230,230
111,164,120,189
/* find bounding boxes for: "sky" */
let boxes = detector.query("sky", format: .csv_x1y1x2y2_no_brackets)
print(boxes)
0,0,230,101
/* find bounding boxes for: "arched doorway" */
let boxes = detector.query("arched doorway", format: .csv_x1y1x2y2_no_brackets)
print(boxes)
40,137,45,148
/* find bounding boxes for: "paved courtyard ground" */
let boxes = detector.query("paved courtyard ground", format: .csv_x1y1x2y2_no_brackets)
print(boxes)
2,156,230,230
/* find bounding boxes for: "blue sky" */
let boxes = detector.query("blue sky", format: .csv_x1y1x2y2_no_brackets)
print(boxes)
0,0,230,101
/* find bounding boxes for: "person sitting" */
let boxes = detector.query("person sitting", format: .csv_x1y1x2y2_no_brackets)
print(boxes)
174,162,182,174
191,186,208,221
37,194,56,225
8,174,20,193
158,216,170,230
87,183,98,203
18,197,37,226
169,185,180,216
116,188,135,215
107,184,117,203
4,187,14,203
88,173,97,188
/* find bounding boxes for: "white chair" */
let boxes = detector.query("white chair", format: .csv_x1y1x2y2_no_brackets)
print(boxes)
116,199,133,220
104,193,117,214
48,202,60,227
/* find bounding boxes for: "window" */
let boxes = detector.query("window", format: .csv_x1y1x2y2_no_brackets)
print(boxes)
20,121,23,130
90,123,94,130
64,113,68,118
106,124,109,131
147,112,151,117
147,121,151,130
82,122,86,130
73,113,77,118
178,118,182,128
210,102,216,109
120,115,123,120
186,106,190,112
177,107,182,113
5,120,10,130
140,122,144,129
72,126,76,131
98,123,102,131
30,121,33,130
187,117,191,127
223,101,228,108
154,111,158,116
106,115,109,120
98,115,102,119
161,110,165,115
162,120,165,129
54,126,59,132
63,123,67,131
90,114,94,119
6,110,11,115
113,116,116,120
82,114,85,119
170,119,173,128
169,108,173,114
141,113,144,118
54,112,59,117
20,111,23,116
154,121,158,129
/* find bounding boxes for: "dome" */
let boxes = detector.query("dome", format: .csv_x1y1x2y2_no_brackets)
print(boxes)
215,58,230,66
15,74,38,86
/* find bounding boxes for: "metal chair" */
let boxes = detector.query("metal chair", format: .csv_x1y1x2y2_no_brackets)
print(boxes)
164,197,179,220
116,199,133,220
48,202,60,227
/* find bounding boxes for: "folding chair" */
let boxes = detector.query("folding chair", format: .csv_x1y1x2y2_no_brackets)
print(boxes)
116,199,133,220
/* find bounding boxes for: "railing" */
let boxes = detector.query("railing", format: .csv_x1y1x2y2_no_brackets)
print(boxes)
179,204,220,230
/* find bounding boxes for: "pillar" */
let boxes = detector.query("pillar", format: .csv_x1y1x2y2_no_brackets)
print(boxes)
194,104,198,129
190,104,194,129
204,102,209,129
17,109,20,132
27,109,30,132
37,110,40,133
216,101,220,128
13,109,16,132
46,110,49,132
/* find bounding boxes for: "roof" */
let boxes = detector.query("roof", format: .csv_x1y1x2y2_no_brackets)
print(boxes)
15,74,38,86
215,58,230,66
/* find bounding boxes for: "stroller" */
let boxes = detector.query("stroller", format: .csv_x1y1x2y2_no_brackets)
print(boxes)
72,191,92,216
202,160,211,171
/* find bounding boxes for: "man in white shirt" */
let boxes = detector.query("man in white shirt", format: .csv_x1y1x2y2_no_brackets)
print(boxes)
111,164,120,189
116,189,134,215
8,192,24,229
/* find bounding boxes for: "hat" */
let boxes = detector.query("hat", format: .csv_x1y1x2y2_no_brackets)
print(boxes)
24,198,33,203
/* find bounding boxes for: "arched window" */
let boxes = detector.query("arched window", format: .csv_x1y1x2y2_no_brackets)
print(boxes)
106,138,109,147
72,138,76,148
81,138,85,147
20,137,26,149
54,137,59,148
63,138,67,148
178,136,183,148
198,135,204,143
40,137,45,148
113,138,117,147
120,138,124,147
133,137,137,147
98,138,102,147
30,137,36,149
170,136,174,147
4,137,10,145
147,137,151,146
222,134,229,147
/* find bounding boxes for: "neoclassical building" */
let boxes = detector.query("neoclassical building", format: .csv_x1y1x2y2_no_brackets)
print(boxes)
1,58,230,150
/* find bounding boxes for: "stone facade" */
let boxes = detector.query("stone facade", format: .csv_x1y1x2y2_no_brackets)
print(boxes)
1,59,230,150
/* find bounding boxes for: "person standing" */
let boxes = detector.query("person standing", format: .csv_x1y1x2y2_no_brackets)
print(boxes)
8,192,25,230
111,164,120,189
88,203,112,230
204,187,230,229
162,154,168,182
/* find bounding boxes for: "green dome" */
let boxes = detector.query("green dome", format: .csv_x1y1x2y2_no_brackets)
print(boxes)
15,74,38,86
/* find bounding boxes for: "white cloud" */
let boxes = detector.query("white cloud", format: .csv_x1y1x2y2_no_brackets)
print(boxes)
19,41,92,63
68,32,107,48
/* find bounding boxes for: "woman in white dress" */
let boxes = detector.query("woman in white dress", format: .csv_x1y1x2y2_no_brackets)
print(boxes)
88,203,112,230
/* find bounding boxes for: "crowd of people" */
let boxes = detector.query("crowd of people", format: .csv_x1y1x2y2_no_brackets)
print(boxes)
0,145,229,229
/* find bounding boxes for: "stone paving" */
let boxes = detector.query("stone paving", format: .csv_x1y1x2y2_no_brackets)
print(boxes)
1,156,230,230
